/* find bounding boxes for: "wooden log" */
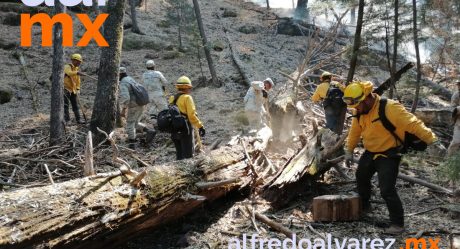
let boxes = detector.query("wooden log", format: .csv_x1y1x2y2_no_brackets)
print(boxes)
84,131,95,176
252,210,294,238
262,129,344,207
312,194,361,222
0,145,254,249
397,173,453,195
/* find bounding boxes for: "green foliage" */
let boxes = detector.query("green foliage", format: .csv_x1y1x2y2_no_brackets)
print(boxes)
157,19,171,28
238,25,259,34
163,50,184,60
0,87,12,104
439,152,460,184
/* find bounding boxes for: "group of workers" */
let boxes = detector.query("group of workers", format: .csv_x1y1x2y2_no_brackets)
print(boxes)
63,54,205,160
64,53,459,234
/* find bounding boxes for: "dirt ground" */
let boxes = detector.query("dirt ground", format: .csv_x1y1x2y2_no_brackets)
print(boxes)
0,0,458,248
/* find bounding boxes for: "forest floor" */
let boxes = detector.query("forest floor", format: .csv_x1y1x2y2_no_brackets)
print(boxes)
0,0,458,248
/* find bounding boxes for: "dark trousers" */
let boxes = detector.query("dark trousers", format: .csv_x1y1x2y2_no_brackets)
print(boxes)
64,90,81,122
172,128,194,160
356,150,404,226
324,105,346,134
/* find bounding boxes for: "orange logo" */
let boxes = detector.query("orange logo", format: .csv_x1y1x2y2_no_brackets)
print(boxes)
401,237,440,249
20,13,108,47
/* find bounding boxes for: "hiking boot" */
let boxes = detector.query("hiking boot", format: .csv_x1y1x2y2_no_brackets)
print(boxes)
127,139,137,150
383,224,404,235
145,129,157,144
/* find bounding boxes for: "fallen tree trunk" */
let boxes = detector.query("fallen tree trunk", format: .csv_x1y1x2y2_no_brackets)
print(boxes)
262,128,346,207
0,145,252,249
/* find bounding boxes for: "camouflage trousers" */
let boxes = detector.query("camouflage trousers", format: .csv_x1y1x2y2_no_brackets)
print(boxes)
447,124,460,157
126,105,146,140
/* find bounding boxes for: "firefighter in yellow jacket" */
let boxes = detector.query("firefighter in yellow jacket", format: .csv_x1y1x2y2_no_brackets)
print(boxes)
64,54,85,124
169,76,205,160
311,71,346,134
343,81,438,234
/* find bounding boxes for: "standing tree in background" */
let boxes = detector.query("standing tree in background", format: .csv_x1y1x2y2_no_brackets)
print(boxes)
266,0,270,9
90,0,126,142
49,1,65,146
192,0,218,86
129,0,143,34
295,0,308,19
346,0,365,83
410,0,421,113
166,0,196,50
389,0,399,99
384,0,399,99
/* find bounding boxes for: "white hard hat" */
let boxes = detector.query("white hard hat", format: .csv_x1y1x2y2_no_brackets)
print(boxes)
264,78,274,87
146,60,155,67
119,67,127,74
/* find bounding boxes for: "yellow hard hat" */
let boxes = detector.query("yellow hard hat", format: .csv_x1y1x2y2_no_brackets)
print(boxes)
176,76,192,89
71,53,82,62
343,83,366,108
320,71,332,81
321,71,332,78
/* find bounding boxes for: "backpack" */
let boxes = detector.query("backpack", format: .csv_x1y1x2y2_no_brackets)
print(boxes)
378,98,427,153
157,94,189,133
129,80,150,106
323,83,346,109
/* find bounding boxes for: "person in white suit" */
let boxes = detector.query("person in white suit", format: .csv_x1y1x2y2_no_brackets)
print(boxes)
142,60,169,117
244,78,274,130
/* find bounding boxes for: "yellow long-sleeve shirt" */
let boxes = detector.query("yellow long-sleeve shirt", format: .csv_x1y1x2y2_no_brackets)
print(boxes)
346,94,437,153
311,81,345,103
64,64,81,94
169,94,203,129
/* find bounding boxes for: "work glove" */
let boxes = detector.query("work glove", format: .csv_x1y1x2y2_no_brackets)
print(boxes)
429,140,446,151
262,89,268,98
344,149,353,167
199,127,206,138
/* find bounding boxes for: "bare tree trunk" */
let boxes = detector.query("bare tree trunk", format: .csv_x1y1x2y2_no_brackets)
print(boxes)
295,0,308,19
266,0,270,9
346,0,365,83
177,4,183,49
389,0,399,99
410,0,421,113
49,1,65,146
192,0,219,86
90,0,126,143
92,0,99,14
129,0,143,34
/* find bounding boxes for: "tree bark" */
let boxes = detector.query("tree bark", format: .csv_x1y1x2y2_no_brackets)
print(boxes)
192,0,219,86
129,0,143,34
90,0,126,143
49,1,65,146
346,0,364,84
410,0,421,113
0,145,249,249
389,0,399,99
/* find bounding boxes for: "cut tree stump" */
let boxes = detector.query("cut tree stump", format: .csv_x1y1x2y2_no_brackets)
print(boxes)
312,194,361,222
